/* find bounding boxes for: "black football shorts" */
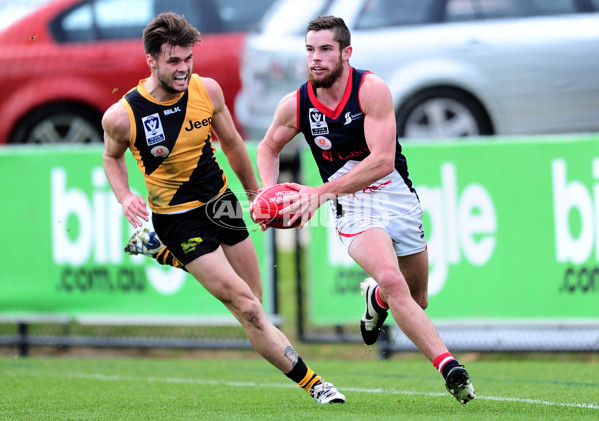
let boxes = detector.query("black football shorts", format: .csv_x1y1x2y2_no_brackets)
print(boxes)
152,189,250,265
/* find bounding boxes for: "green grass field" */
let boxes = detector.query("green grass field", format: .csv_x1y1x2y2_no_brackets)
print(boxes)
1,353,597,420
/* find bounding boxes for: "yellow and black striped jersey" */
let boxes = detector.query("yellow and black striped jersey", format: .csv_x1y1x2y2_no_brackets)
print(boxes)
120,74,227,214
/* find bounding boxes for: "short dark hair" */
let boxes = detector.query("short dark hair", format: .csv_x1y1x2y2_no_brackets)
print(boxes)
306,15,351,50
143,12,202,57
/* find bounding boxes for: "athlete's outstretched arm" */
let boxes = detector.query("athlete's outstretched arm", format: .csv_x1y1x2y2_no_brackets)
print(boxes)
275,75,398,228
102,102,149,227
256,92,300,187
203,77,260,200
318,73,397,197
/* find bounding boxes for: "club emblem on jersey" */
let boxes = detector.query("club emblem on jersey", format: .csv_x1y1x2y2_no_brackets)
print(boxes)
314,136,332,150
151,145,170,158
142,113,166,145
309,108,329,135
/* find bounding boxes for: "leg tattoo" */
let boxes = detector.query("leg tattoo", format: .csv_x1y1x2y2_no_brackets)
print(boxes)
284,346,299,367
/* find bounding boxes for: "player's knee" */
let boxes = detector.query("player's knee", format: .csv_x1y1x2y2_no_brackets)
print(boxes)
376,270,410,300
237,297,266,329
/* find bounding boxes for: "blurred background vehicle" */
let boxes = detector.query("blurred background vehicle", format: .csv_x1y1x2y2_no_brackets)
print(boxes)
235,0,599,141
0,0,275,144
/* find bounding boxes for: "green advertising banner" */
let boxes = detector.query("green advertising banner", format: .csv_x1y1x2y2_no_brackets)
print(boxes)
303,135,599,325
0,143,273,322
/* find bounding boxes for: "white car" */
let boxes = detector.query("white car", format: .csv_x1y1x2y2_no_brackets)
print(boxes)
236,0,599,140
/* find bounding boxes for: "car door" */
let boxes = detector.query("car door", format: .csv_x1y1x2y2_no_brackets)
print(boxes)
437,0,599,134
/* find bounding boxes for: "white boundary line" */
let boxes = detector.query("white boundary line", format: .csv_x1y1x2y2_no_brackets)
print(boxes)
63,373,599,410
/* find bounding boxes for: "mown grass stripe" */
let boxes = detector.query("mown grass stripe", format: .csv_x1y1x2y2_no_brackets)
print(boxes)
59,372,599,410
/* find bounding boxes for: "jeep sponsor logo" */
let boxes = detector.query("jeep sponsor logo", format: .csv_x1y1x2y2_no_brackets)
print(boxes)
184,117,212,131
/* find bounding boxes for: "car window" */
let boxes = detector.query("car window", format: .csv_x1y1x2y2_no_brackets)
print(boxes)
95,0,153,32
523,0,579,16
53,0,199,42
259,0,329,35
213,0,275,32
0,0,53,31
58,1,96,41
445,0,579,22
354,0,435,29
51,0,274,43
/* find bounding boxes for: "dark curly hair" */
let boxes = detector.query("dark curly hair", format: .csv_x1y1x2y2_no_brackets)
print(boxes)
143,12,202,57
306,15,351,50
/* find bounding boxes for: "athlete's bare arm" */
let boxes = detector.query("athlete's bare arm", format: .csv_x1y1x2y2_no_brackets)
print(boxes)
318,73,396,197
203,77,260,200
256,91,299,187
102,102,149,227
259,75,398,228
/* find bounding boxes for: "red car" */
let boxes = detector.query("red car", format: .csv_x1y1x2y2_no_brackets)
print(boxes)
0,0,274,144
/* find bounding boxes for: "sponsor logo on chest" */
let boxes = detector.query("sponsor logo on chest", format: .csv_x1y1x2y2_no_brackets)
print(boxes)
314,136,332,150
184,117,212,132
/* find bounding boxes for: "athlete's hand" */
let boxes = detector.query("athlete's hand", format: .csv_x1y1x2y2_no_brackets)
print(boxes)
249,187,270,231
277,183,331,229
121,194,149,228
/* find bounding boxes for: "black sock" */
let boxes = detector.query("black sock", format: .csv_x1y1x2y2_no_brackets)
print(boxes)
441,359,461,380
285,357,321,393
371,286,388,314
433,352,461,380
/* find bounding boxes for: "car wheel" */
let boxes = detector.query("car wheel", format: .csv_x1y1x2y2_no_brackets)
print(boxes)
11,104,103,144
396,88,493,139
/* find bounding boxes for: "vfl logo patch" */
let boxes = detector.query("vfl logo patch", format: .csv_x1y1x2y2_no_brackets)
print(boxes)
314,136,332,150
151,145,169,158
309,108,329,135
142,113,166,146
181,237,203,254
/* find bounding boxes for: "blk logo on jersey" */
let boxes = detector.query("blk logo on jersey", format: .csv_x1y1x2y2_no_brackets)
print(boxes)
164,106,181,115
314,136,332,150
142,113,166,146
309,108,329,135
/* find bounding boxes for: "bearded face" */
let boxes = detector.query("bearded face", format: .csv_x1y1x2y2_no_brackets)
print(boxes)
309,51,344,89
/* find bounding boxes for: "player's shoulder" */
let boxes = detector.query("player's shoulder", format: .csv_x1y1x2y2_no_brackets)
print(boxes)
197,75,225,108
278,91,298,113
102,101,130,142
271,91,298,126
362,71,388,90
197,74,216,87
197,75,222,94
359,72,392,106
102,101,127,125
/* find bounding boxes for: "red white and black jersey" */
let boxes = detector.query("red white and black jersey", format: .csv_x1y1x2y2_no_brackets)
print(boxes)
297,66,414,194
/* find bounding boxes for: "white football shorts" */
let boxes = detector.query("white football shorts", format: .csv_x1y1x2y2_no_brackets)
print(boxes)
331,172,427,257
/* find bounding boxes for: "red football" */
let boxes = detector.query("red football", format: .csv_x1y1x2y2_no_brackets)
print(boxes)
251,184,300,229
